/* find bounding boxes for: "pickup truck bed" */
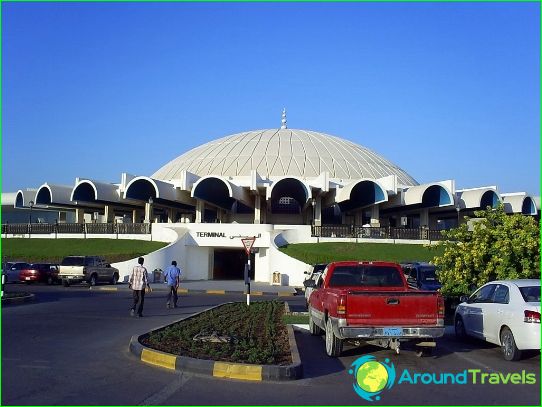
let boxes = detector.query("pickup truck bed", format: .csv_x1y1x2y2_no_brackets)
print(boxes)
307,261,445,356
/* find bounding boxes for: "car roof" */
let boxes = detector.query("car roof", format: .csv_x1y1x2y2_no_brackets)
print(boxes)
490,279,541,287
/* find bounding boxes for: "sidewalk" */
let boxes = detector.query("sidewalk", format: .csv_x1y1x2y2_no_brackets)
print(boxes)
91,280,298,296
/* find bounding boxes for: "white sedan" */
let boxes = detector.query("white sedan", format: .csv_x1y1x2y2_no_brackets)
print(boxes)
454,279,540,361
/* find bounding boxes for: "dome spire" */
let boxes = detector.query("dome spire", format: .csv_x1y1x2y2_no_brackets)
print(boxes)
280,108,287,129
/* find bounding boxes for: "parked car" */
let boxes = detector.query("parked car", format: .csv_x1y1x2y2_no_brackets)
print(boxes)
19,263,60,285
58,256,119,286
306,261,445,357
2,262,31,283
400,262,442,291
303,263,328,305
454,279,541,361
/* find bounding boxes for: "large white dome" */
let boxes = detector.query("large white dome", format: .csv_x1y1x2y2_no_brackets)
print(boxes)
152,129,418,186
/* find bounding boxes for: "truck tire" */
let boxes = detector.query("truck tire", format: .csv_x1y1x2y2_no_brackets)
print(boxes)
89,274,98,286
110,273,119,285
309,312,323,336
325,318,343,357
500,327,522,361
454,316,467,340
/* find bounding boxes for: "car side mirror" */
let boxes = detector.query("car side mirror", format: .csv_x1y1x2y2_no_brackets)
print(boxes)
304,279,315,288
459,295,469,303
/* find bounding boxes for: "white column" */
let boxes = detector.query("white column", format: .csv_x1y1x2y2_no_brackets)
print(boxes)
254,195,261,224
420,208,429,227
104,205,114,223
167,208,175,223
314,197,322,227
370,205,380,227
195,200,204,223
144,202,153,223
75,208,85,224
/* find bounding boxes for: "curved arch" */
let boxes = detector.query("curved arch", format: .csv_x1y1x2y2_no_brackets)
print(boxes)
71,180,98,202
480,190,501,209
191,176,236,210
405,183,453,208
15,189,38,208
522,197,537,215
123,176,160,201
336,179,388,211
268,177,311,206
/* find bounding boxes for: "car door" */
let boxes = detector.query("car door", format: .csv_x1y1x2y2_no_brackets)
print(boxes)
464,284,497,338
483,284,510,345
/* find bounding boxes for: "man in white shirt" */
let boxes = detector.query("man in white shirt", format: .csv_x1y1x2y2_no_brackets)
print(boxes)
129,257,150,317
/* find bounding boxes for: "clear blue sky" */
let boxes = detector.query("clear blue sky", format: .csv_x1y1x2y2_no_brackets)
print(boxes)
2,2,540,195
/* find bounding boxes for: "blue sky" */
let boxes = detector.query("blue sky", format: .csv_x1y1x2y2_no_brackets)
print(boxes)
2,2,540,195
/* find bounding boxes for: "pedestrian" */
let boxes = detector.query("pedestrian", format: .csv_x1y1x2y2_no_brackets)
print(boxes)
164,260,181,309
129,257,151,317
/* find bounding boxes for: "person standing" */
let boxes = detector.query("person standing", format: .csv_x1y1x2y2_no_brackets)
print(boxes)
164,260,181,309
129,257,150,317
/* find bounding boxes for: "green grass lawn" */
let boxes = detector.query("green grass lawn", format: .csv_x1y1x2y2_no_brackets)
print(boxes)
1,238,168,264
279,242,444,265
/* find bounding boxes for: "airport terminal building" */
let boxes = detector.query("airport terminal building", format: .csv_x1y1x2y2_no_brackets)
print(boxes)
3,113,539,285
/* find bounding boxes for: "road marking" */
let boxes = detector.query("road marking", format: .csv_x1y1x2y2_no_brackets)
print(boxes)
141,349,176,370
138,371,189,406
213,362,262,381
278,292,295,297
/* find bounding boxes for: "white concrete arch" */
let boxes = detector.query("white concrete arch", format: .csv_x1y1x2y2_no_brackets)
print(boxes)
336,179,389,207
456,187,501,209
191,175,253,209
266,176,312,206
502,193,538,215
404,181,454,207
15,188,38,208
35,183,74,206
71,179,121,203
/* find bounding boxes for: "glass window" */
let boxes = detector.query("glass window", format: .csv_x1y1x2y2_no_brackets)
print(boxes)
492,285,509,304
470,284,497,303
329,265,404,287
61,257,85,266
519,286,541,303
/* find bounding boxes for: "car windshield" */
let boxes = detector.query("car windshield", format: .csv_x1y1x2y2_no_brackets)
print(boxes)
61,257,85,266
420,267,438,282
519,286,541,303
329,265,404,287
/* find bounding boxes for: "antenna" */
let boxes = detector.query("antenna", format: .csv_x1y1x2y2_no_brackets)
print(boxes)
280,108,287,129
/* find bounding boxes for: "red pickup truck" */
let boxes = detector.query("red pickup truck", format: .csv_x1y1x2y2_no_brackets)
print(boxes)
306,261,445,357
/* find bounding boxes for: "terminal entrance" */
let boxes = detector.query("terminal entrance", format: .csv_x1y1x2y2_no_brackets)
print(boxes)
212,249,255,280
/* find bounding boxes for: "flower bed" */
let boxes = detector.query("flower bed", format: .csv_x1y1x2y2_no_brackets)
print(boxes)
141,301,292,365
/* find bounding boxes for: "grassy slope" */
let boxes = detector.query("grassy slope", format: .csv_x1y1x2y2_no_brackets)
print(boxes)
1,238,168,264
278,242,444,265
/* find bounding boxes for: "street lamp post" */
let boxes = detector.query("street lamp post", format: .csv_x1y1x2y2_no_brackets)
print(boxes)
29,200,34,238
455,204,461,227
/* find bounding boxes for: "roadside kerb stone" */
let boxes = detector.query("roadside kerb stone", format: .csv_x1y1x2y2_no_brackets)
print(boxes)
1,293,35,305
128,303,303,381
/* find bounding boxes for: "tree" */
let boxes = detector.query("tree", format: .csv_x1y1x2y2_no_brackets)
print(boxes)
433,204,540,296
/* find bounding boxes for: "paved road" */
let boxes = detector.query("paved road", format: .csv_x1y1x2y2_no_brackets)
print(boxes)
2,284,540,405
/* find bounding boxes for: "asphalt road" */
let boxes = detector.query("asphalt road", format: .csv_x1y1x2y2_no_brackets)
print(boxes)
2,284,540,405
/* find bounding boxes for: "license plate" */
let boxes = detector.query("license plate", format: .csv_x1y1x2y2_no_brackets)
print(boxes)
383,327,403,336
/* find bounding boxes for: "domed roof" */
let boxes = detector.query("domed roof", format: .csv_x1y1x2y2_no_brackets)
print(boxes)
152,129,418,186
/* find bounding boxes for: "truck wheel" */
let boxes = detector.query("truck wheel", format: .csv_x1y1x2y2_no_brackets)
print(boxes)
89,274,97,286
47,276,53,285
325,318,343,357
309,312,323,336
110,273,118,285
500,327,522,361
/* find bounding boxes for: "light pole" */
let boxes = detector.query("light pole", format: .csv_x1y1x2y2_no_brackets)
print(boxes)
29,200,34,238
455,204,461,227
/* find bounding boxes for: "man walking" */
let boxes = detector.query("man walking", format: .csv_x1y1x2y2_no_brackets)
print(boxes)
164,260,181,309
129,257,150,317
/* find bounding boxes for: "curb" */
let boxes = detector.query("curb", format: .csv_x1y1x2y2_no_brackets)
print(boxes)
1,293,35,304
91,285,296,296
129,304,303,381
